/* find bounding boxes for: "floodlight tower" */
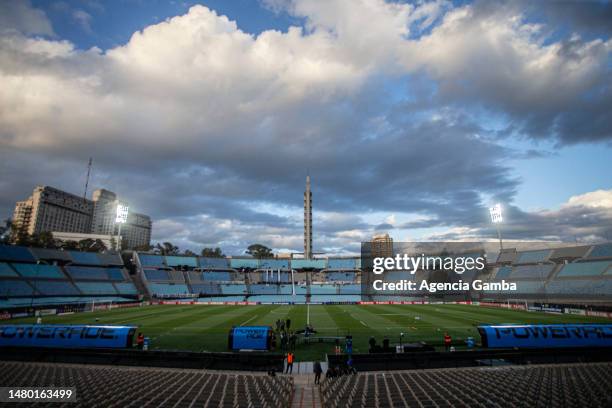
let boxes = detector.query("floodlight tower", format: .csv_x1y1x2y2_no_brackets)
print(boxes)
115,202,129,251
489,203,503,251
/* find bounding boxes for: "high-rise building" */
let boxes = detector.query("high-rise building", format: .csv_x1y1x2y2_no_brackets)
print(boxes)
12,186,93,237
304,175,312,259
12,185,151,249
91,189,152,250
372,233,393,258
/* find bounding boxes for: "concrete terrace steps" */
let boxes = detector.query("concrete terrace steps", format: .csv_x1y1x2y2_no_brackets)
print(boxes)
291,374,322,408
284,361,328,375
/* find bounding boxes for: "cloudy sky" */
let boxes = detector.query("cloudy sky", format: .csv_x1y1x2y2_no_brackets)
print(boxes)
0,0,611,255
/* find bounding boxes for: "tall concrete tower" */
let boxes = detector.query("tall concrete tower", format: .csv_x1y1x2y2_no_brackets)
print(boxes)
304,175,312,259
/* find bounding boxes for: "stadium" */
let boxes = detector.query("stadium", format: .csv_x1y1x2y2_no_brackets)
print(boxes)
1,0,612,407
1,240,611,406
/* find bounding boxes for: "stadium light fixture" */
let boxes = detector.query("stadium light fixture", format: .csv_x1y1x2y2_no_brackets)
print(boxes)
115,202,129,250
489,203,503,250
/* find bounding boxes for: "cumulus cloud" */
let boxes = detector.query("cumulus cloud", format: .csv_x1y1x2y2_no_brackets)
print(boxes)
0,1,610,253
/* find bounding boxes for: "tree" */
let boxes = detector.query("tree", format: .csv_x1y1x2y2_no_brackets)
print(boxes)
134,244,152,252
92,239,108,252
155,242,179,256
33,232,60,249
246,244,273,259
78,239,96,252
183,249,196,257
60,240,80,251
201,247,224,258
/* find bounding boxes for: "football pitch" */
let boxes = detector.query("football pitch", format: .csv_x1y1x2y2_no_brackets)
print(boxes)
11,304,611,361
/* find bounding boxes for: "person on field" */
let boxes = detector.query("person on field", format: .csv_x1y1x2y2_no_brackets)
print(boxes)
286,318,291,330
313,361,322,384
285,352,294,374
368,337,376,353
289,331,297,351
444,332,452,352
137,332,145,350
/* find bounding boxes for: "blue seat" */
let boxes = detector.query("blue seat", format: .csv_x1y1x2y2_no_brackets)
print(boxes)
0,263,18,277
69,251,103,265
75,282,118,295
138,254,165,267
114,282,137,295
66,266,109,280
0,245,36,262
12,264,64,279
0,280,34,296
31,280,80,296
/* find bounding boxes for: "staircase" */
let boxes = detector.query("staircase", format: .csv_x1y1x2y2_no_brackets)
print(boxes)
131,271,151,300
291,375,322,408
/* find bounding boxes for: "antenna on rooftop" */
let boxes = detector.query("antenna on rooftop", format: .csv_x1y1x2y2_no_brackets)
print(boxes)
83,157,93,201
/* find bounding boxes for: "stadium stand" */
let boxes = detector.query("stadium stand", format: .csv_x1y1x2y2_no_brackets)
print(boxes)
588,243,612,259
291,259,326,269
144,268,171,281
66,266,113,280
138,254,166,268
0,244,139,311
327,258,357,269
201,271,232,281
510,264,555,279
323,271,356,282
0,245,36,262
75,281,118,295
199,257,230,269
230,258,259,269
190,283,221,295
69,251,104,266
515,249,551,264
0,262,18,277
165,255,198,268
320,363,612,408
0,280,34,296
556,261,612,277
31,280,80,296
148,283,190,297
0,361,293,408
260,259,290,269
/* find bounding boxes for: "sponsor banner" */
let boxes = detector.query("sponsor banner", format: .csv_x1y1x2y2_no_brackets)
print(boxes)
528,306,563,314
0,313,11,321
229,326,271,350
112,302,142,309
0,325,137,349
39,309,57,316
586,310,612,319
10,313,29,319
481,302,527,311
478,324,612,348
565,308,586,316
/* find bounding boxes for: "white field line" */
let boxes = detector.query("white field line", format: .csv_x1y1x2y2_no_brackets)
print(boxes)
240,315,258,326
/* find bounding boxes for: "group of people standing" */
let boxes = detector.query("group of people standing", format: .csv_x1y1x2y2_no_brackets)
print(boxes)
276,318,297,352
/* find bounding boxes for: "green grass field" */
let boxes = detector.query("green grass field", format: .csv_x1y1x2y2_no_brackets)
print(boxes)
11,304,611,361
